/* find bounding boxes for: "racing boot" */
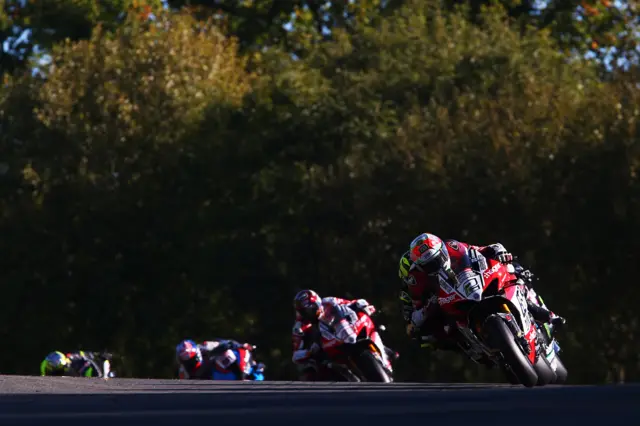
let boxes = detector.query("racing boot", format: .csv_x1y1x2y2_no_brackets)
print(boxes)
527,300,551,322
548,313,566,333
418,333,459,351
528,300,565,336
406,324,441,350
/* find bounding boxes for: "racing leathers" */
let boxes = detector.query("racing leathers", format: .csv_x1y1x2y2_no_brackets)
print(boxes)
177,339,256,380
399,238,565,350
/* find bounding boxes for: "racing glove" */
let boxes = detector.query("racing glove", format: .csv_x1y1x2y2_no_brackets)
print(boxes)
354,299,376,316
410,306,427,329
487,243,513,264
242,343,256,351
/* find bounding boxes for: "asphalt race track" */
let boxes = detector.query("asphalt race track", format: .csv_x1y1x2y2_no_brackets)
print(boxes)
1,376,638,425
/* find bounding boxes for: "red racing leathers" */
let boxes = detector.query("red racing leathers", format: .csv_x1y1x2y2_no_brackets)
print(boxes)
291,297,375,381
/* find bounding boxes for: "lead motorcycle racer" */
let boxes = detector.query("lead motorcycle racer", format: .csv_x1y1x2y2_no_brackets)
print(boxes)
291,289,398,381
398,233,566,354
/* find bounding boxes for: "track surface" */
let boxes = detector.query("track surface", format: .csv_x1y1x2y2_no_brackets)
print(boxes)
1,376,639,425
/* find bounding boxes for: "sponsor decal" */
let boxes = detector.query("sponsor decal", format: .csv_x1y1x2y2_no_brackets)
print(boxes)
483,262,501,279
439,276,454,294
438,294,457,305
447,240,459,250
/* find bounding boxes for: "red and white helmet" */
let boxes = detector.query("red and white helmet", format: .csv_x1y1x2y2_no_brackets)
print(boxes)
293,289,323,321
409,232,451,275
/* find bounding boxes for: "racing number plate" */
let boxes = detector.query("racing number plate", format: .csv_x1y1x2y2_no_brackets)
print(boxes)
457,270,483,300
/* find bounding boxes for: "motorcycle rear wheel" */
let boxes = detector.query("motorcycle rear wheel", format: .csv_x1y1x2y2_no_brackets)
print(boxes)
484,315,538,388
356,351,392,383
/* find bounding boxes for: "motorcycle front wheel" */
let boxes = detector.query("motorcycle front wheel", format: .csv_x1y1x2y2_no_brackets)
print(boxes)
484,315,538,388
355,351,392,383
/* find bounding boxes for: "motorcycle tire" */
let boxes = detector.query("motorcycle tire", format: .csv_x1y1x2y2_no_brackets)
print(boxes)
533,354,557,386
326,363,361,382
550,355,568,385
501,365,520,385
484,315,538,388
356,351,392,383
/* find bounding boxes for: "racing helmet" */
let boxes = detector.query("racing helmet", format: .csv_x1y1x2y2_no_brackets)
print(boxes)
293,289,323,321
40,351,71,376
398,250,414,283
408,232,451,275
175,340,203,372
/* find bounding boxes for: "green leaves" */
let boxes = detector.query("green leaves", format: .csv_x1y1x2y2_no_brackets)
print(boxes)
450,0,640,69
165,0,396,56
1,0,164,74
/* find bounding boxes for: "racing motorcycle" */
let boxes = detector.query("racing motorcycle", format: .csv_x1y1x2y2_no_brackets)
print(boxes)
211,344,265,381
434,247,560,387
318,303,395,382
534,319,567,384
517,266,568,385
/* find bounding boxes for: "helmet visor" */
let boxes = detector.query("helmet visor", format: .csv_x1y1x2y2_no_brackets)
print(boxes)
415,247,450,275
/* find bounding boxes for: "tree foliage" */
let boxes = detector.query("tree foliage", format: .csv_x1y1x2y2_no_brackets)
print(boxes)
1,0,640,382
3,1,638,74
1,0,163,74
165,0,404,56
451,0,640,67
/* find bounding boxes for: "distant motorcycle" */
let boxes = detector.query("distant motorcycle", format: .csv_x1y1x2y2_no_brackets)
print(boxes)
210,344,265,381
319,303,395,382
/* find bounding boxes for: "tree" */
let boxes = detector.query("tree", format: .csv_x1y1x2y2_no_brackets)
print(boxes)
448,0,640,68
0,0,163,75
2,0,640,383
200,0,640,382
165,0,404,56
0,10,254,377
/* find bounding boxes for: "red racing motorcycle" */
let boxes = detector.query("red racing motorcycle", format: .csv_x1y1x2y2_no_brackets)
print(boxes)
318,304,394,382
435,246,557,387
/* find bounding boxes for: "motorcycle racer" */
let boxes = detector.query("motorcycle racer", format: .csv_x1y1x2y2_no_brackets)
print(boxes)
398,233,566,350
40,350,113,378
514,264,563,340
176,338,260,380
292,289,397,381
